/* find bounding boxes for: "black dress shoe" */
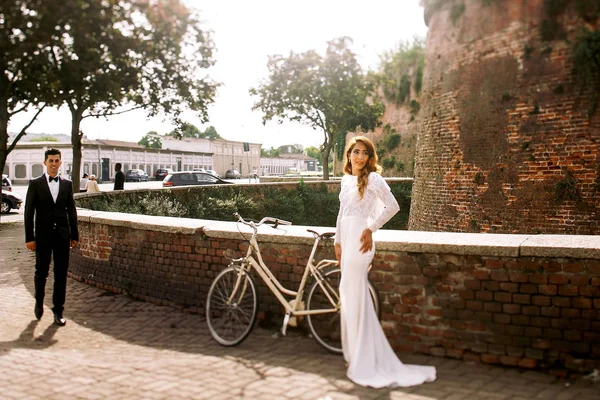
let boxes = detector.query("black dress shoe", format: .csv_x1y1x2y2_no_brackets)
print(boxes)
53,312,66,326
34,305,43,320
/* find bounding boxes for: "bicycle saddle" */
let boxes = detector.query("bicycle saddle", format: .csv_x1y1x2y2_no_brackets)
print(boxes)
307,229,335,240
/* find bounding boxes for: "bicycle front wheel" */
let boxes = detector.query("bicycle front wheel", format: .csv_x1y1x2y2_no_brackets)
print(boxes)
206,266,258,346
306,267,380,354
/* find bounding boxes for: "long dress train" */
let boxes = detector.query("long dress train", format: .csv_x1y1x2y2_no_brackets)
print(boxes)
336,173,436,388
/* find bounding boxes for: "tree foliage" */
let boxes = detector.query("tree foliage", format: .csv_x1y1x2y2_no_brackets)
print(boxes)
260,147,280,158
138,134,162,149
304,146,320,160
373,38,426,105
250,37,384,179
167,123,222,139
34,0,218,190
0,0,61,190
30,135,59,142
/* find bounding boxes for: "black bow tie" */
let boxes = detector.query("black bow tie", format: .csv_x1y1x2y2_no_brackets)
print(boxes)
49,176,59,182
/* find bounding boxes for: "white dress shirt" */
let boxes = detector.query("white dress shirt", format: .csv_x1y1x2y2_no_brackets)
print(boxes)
46,173,60,203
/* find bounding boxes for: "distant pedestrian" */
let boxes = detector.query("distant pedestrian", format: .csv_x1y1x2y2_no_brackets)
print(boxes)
80,173,89,193
24,148,78,326
85,174,100,193
114,163,125,190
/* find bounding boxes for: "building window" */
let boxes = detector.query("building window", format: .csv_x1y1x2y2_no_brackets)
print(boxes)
15,164,26,179
92,164,98,176
32,164,43,177
2,165,8,175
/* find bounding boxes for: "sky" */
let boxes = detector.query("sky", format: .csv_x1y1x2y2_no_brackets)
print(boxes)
8,0,428,149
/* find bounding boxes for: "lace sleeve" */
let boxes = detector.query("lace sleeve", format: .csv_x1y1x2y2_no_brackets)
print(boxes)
367,174,400,233
335,177,345,244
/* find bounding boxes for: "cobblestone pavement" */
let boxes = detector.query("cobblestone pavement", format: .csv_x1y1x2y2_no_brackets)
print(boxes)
1,222,598,400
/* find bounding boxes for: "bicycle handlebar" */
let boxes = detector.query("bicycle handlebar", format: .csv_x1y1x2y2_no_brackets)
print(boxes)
233,212,292,229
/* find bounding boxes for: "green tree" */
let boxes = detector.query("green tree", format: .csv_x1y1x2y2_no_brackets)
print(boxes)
250,37,384,180
0,0,60,188
305,146,320,160
30,135,59,142
138,134,162,149
167,122,202,138
202,125,221,139
167,123,222,139
43,0,218,190
374,37,426,105
260,147,280,158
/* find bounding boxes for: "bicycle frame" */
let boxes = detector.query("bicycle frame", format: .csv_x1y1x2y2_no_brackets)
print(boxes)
228,230,340,317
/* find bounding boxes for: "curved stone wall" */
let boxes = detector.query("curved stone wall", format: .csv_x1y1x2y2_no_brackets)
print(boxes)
71,209,600,372
410,0,600,233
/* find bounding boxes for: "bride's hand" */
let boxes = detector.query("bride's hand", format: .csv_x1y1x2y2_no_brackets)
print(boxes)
335,243,342,263
359,229,373,253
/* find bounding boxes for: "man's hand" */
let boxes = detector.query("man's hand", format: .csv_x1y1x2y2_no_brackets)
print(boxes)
70,240,78,250
359,229,373,253
26,241,36,251
334,243,342,263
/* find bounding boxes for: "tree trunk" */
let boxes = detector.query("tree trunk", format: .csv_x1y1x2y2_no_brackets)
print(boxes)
70,111,84,191
0,104,7,222
321,140,333,180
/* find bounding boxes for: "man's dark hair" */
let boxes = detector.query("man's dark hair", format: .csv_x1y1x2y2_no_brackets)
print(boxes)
44,148,61,160
115,163,122,171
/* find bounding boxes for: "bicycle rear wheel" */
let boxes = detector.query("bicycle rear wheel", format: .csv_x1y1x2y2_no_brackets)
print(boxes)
306,267,380,354
206,266,258,346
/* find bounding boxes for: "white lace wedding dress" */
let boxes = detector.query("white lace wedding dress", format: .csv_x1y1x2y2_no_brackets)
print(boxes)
335,172,437,388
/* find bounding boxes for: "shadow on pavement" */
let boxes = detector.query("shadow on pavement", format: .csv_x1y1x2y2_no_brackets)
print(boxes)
4,222,597,399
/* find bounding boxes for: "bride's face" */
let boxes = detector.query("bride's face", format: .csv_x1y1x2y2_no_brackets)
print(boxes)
350,142,369,171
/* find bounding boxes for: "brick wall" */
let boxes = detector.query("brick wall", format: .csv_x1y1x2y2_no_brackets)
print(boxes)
71,210,600,372
410,0,600,234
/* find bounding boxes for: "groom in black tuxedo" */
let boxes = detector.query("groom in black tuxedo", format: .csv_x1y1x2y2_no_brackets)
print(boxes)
25,148,79,326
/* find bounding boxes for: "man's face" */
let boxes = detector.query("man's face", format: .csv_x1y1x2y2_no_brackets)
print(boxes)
44,154,62,177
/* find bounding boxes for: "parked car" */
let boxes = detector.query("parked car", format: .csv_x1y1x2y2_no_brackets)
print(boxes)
155,168,173,181
225,169,242,179
162,171,233,187
125,169,149,182
2,191,23,214
2,174,12,192
206,169,219,178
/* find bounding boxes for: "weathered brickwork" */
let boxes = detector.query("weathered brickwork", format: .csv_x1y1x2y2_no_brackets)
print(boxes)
410,0,600,234
70,221,335,316
71,217,600,372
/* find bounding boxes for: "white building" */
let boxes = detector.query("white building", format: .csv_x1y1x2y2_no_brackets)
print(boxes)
159,136,261,177
260,154,319,176
4,136,260,183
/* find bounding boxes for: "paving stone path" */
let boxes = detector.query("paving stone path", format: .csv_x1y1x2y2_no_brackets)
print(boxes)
1,222,598,399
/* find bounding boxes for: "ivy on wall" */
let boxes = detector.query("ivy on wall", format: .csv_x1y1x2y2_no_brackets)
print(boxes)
573,29,600,117
372,38,425,106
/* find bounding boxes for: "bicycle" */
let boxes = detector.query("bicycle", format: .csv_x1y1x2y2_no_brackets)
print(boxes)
205,212,380,353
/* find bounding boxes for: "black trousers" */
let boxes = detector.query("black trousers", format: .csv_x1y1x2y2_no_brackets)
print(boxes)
34,233,70,314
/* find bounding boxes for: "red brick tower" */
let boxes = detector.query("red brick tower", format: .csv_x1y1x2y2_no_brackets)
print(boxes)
409,0,600,234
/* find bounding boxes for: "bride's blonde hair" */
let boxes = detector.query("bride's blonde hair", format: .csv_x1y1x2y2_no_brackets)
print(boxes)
343,136,382,199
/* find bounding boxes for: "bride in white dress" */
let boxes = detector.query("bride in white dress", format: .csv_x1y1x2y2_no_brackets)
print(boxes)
334,136,437,388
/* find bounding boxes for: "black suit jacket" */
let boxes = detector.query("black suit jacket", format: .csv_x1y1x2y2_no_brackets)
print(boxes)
114,170,125,190
25,175,79,244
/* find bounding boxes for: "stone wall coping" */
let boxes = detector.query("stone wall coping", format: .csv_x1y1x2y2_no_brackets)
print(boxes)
77,209,600,259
